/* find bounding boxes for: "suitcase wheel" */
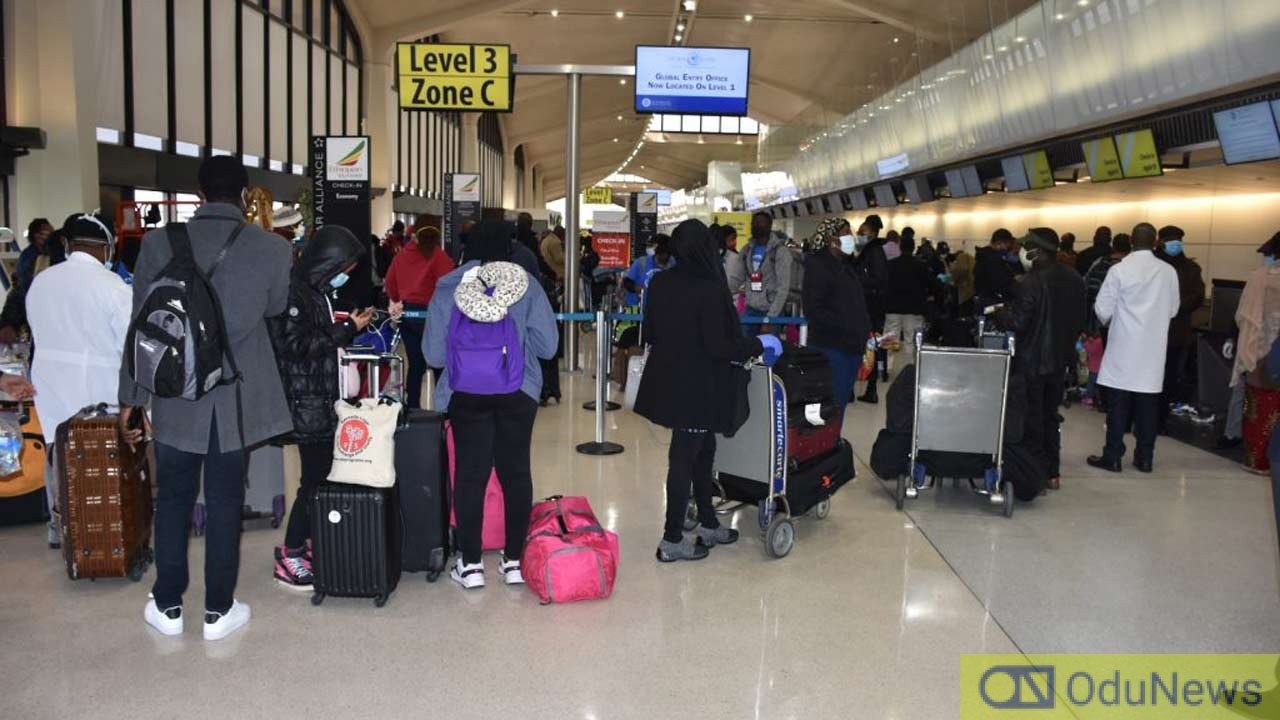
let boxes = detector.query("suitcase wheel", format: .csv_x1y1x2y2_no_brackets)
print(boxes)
310,592,325,606
814,498,831,520
127,562,145,582
271,495,286,529
426,570,441,583
374,594,388,608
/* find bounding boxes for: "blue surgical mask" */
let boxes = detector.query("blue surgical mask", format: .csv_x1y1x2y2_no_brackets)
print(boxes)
838,234,857,255
646,246,656,257
1266,255,1277,266
1163,240,1184,257
856,234,870,249
329,272,350,288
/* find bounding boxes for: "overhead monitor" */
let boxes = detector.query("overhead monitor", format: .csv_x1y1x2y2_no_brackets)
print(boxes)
850,189,870,210
1002,156,1030,192
876,152,911,178
904,177,931,204
647,188,673,205
827,192,846,212
873,184,897,208
1213,102,1280,165
1116,129,1162,178
945,168,969,197
961,165,984,197
1082,137,1123,182
634,46,751,115
1023,150,1054,189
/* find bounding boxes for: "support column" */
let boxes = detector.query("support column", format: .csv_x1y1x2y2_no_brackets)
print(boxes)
460,114,480,174
524,160,538,212
364,57,396,233
563,73,581,371
501,143,518,209
9,0,101,225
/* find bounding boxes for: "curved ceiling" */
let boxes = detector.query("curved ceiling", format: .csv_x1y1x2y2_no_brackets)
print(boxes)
349,0,1037,200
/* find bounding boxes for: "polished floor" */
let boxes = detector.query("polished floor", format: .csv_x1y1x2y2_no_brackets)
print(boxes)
1,365,1277,719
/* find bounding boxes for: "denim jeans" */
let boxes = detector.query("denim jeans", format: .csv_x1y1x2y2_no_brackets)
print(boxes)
811,346,862,429
151,430,248,614
399,311,427,409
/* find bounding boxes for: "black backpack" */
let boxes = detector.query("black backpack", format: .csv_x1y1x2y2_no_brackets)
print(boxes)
125,223,244,400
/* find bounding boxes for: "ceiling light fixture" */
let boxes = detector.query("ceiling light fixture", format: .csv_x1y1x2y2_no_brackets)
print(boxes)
997,45,1009,52
1014,35,1026,42
674,33,683,41
984,54,994,60
892,37,900,43
550,9,559,17
615,10,624,18
676,22,685,31
744,14,753,22
619,78,626,85
1077,0,1088,5
1054,12,1066,20
683,0,697,11
613,138,619,143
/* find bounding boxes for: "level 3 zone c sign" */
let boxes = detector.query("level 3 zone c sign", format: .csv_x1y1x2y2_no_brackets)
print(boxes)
397,43,512,112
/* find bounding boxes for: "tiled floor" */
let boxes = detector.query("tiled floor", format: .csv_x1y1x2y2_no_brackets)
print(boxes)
0,366,1276,719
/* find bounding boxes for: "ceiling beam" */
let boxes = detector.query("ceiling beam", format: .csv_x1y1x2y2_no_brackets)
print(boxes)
814,0,946,43
373,0,536,53
510,108,641,146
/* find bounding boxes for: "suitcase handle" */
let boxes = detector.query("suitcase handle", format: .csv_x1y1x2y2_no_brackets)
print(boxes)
339,352,404,401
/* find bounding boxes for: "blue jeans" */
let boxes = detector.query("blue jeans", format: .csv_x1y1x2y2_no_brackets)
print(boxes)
400,310,427,409
151,430,248,613
812,346,862,427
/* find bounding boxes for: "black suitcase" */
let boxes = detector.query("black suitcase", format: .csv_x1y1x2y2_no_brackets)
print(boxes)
310,482,401,607
395,409,449,580
785,439,855,516
773,345,833,406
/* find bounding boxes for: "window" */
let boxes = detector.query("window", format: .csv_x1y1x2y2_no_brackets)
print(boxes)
175,141,201,157
133,132,165,151
97,128,122,144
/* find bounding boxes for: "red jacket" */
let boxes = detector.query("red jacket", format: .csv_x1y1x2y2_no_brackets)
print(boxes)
385,242,454,306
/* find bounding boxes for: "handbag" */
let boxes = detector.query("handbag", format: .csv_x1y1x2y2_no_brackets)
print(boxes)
327,397,401,488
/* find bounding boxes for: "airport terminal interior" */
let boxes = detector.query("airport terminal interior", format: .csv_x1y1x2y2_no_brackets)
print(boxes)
1,1,1280,718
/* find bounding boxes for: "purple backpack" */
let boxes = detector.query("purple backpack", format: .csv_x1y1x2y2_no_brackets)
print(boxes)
446,303,524,395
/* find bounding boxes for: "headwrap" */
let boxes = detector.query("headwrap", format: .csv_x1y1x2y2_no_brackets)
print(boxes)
805,217,850,253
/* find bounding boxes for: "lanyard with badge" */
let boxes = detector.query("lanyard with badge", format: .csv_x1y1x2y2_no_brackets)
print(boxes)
750,244,766,292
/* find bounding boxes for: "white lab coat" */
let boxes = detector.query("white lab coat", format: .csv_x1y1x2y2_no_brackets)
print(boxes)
1095,249,1180,394
26,252,133,443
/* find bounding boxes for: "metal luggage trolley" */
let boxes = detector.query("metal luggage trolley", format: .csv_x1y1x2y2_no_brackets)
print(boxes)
706,364,833,558
898,327,1017,517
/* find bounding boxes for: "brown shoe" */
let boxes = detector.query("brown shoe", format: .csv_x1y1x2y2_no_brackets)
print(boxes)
1047,476,1061,490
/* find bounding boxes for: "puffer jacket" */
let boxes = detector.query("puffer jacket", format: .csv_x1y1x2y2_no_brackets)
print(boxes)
269,226,367,445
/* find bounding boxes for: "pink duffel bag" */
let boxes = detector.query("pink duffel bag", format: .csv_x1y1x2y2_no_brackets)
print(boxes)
445,422,506,552
522,496,619,604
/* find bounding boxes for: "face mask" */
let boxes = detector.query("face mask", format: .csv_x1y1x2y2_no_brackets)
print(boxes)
645,246,656,257
1019,247,1034,271
329,272,350,289
855,234,870,249
1266,255,1277,266
838,235,857,255
1163,240,1183,257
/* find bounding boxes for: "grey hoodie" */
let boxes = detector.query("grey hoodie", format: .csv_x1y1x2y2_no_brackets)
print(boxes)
738,232,800,316
423,260,558,409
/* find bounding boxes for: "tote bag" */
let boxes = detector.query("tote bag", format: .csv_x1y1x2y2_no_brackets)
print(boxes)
328,398,401,488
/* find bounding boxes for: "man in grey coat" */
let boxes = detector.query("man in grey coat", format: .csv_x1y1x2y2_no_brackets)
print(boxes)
122,156,293,641
738,211,800,335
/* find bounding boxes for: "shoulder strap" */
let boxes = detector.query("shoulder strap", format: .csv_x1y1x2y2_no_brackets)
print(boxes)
208,223,247,279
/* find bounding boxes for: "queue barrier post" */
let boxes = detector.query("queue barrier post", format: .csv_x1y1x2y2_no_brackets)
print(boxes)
576,310,624,456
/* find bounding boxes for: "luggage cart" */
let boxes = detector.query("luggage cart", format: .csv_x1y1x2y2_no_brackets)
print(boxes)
704,364,846,558
898,328,1017,517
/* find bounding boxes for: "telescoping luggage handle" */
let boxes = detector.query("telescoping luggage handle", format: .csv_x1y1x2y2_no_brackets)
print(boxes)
340,352,404,402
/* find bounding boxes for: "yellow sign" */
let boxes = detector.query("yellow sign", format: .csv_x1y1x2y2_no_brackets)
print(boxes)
1023,150,1054,190
710,212,753,251
961,654,1280,719
1116,129,1162,179
1083,138,1124,183
397,43,512,112
583,187,613,205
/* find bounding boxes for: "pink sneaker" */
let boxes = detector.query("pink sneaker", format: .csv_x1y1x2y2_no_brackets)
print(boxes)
273,545,313,592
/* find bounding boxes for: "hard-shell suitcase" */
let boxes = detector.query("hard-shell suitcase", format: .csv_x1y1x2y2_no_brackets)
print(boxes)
445,421,505,552
773,345,833,406
787,401,842,466
310,482,401,607
397,409,449,579
56,405,153,581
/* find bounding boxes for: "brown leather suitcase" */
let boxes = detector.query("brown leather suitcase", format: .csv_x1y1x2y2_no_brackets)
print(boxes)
57,405,153,581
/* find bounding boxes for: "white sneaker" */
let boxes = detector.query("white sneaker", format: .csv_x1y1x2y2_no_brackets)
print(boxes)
202,600,251,641
144,599,183,636
498,553,524,585
450,558,486,590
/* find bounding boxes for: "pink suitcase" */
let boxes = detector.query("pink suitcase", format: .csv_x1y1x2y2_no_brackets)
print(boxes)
445,422,506,552
523,496,620,604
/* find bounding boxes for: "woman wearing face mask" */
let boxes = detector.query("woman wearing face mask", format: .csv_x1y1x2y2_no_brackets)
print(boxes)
1222,232,1280,463
267,225,374,591
801,218,872,428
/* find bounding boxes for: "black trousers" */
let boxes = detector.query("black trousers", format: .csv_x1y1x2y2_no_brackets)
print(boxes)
663,430,721,543
283,442,331,550
1025,373,1066,478
449,391,538,564
152,430,247,614
1158,343,1191,432
400,314,427,409
1103,388,1160,465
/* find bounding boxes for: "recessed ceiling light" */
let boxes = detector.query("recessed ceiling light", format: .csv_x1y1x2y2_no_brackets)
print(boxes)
550,9,559,17
744,14,753,22
984,54,994,60
617,115,623,121
613,138,619,143
615,10,624,18
1077,0,1088,5
1014,35,1026,42
997,45,1009,52
683,0,697,11
676,22,685,31
892,37,900,43
1054,12,1066,20
619,78,626,85
674,33,683,41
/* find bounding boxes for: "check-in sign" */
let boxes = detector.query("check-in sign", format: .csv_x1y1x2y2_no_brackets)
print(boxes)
397,43,512,112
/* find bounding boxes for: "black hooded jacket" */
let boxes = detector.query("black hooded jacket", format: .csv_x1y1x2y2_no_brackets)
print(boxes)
269,225,368,444
635,220,763,432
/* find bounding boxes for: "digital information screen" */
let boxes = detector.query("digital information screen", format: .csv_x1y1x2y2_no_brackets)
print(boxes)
904,177,931,204
961,166,984,197
1082,137,1124,182
635,46,750,115
1002,156,1030,192
1214,102,1280,165
1116,129,1162,178
1023,150,1054,189
850,189,870,210
873,184,897,208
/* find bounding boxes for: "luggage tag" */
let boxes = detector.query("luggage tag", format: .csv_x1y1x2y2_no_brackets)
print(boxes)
750,271,764,292
804,403,825,426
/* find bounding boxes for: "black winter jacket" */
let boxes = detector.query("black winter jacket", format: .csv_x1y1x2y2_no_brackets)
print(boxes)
802,250,871,354
997,261,1086,376
1156,250,1205,349
270,226,367,445
974,245,1018,307
884,256,942,316
852,241,889,328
